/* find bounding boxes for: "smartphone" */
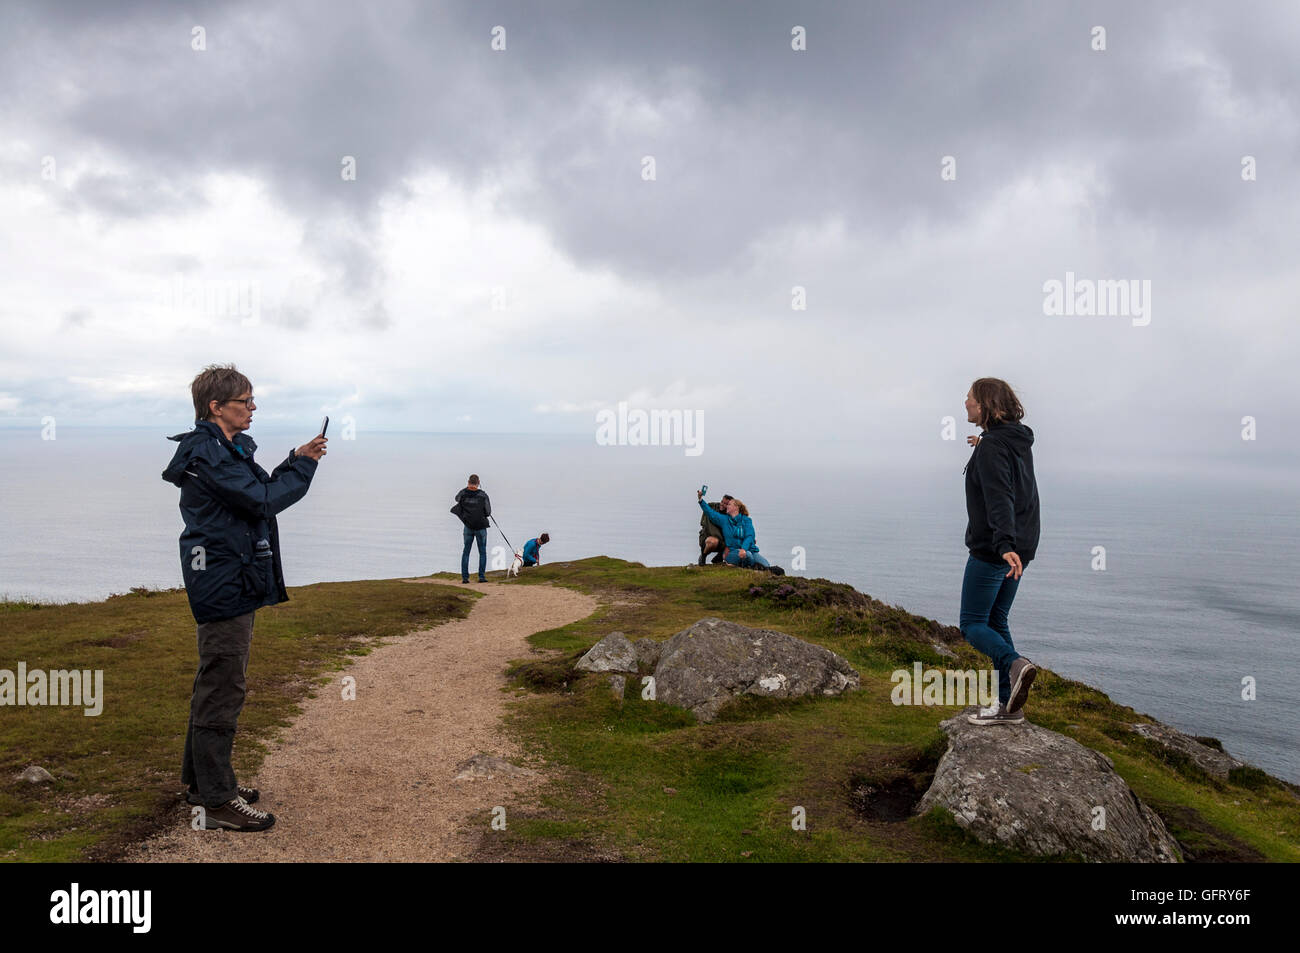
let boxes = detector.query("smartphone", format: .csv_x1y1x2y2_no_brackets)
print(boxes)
700,484,708,496
319,416,329,438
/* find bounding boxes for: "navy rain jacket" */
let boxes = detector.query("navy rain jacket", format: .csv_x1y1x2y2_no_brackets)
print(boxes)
162,420,318,624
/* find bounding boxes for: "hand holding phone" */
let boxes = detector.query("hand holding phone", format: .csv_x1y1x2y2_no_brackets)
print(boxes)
296,416,329,461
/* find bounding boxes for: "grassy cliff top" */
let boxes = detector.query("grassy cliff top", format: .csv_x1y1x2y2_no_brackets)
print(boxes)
487,557,1298,862
2,557,1295,862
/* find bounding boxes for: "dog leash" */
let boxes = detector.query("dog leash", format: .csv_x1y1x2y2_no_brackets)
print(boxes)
489,514,517,554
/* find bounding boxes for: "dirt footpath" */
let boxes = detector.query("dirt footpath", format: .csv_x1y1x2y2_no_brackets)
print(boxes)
130,580,597,862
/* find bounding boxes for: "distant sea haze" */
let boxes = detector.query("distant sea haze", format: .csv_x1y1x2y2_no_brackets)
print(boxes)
2,428,1297,784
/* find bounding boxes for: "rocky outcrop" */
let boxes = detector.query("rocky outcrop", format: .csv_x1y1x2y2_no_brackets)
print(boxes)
575,632,637,673
18,765,54,784
634,638,662,671
651,618,859,722
1130,722,1245,780
917,710,1180,862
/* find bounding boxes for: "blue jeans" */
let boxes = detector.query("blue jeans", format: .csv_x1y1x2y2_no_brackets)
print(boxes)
959,555,1021,705
725,548,770,570
462,527,487,581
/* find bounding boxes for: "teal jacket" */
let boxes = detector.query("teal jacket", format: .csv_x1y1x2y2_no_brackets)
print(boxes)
698,499,757,552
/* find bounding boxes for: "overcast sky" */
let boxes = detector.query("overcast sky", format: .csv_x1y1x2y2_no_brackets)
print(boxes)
1,0,1297,473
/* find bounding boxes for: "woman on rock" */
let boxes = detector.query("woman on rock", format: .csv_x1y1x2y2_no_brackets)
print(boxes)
960,378,1040,725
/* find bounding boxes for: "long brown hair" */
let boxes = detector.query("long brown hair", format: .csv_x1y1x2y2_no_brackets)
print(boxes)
970,378,1024,429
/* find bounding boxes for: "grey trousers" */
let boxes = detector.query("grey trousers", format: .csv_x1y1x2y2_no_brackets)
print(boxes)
181,611,255,807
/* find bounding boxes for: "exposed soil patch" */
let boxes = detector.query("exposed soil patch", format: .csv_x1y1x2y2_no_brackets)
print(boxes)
848,742,945,823
125,581,597,862
1147,801,1268,863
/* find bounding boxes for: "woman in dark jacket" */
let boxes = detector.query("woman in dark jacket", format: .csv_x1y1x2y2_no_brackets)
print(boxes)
960,378,1040,725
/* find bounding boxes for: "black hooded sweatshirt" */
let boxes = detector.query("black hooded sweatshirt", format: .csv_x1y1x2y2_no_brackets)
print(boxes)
964,420,1040,566
452,486,491,530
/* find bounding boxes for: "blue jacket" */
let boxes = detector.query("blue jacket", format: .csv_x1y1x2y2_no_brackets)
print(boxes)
162,420,318,623
697,499,757,552
522,538,541,565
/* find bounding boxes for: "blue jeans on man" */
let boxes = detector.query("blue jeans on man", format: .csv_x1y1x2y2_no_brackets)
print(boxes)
959,554,1022,705
462,526,488,582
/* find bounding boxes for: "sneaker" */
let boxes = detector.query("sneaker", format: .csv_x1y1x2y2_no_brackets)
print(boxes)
187,784,258,806
201,796,276,832
1006,658,1038,714
966,703,1024,726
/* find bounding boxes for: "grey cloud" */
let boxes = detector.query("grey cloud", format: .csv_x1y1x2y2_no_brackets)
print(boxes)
57,170,206,219
4,0,1296,288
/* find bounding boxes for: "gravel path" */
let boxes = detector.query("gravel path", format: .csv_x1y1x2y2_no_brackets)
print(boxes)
130,580,597,862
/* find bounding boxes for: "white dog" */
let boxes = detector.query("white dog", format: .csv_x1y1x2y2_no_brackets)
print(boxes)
507,550,524,578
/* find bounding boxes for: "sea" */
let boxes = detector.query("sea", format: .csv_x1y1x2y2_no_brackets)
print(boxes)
2,426,1297,783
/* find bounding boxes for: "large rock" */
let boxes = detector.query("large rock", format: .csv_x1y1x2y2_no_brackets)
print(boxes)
917,710,1180,862
651,618,859,722
634,638,662,671
1130,722,1244,780
575,632,637,673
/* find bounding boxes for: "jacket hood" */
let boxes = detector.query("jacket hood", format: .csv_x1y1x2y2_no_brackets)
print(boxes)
162,420,256,486
984,420,1034,453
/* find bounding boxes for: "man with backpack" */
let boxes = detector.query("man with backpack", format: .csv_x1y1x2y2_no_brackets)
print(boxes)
451,474,491,583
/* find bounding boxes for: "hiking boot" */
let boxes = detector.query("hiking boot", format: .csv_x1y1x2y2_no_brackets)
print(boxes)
201,796,276,832
187,784,259,806
966,703,1024,726
1007,658,1038,714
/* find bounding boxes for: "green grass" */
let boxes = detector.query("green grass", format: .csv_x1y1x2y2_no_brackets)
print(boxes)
0,579,473,861
5,558,1297,863
485,557,1300,862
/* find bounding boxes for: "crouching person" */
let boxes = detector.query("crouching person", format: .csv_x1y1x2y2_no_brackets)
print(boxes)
522,533,550,567
698,494,733,566
161,364,326,831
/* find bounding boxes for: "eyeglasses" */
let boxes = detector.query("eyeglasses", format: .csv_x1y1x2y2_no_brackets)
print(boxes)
223,396,255,407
